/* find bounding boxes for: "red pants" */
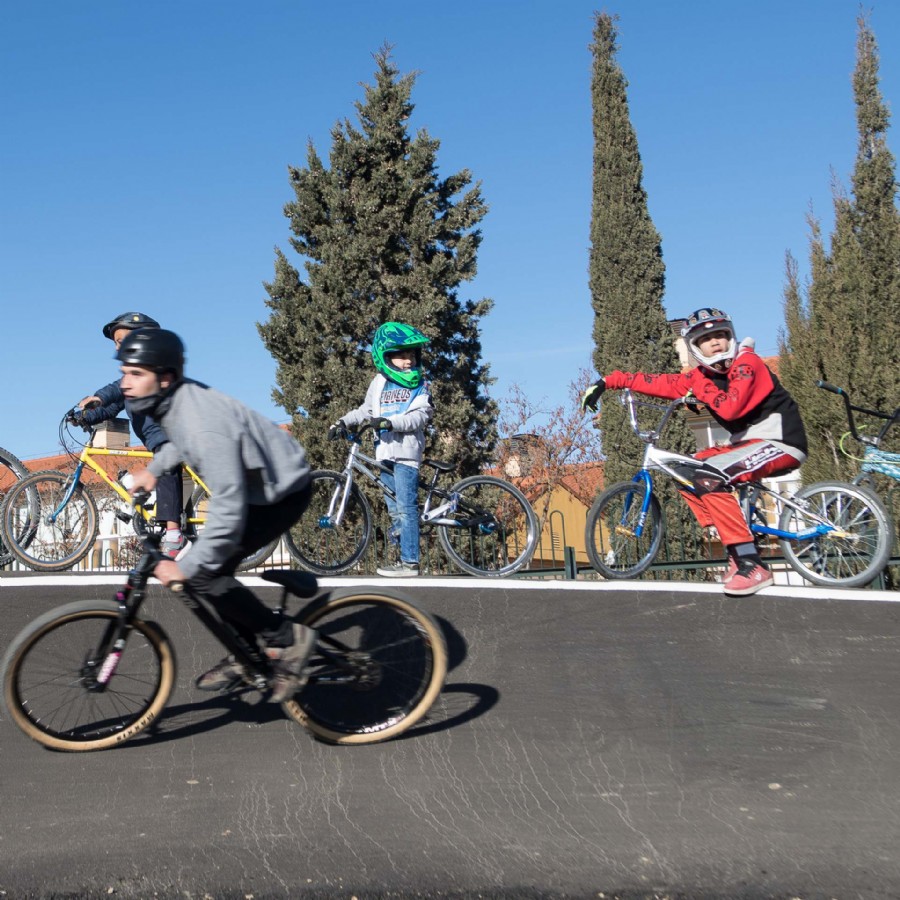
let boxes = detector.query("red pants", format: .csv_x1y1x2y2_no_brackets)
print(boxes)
678,440,803,547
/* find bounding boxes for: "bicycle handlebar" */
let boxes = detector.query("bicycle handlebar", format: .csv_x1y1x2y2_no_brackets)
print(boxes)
330,417,390,442
620,389,696,444
815,380,900,447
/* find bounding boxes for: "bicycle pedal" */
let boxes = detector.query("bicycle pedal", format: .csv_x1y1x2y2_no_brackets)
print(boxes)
115,511,133,524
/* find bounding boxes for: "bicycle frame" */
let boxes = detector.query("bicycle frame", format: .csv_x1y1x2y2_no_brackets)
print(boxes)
49,431,209,530
87,538,364,702
618,391,849,545
324,433,465,530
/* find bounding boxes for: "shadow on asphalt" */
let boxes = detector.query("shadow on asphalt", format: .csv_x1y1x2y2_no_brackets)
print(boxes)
118,612,496,749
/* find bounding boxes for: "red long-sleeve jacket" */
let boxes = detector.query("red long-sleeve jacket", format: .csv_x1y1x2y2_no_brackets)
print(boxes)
604,349,808,454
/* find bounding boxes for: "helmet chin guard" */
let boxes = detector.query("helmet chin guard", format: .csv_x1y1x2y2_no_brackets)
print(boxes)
371,322,430,389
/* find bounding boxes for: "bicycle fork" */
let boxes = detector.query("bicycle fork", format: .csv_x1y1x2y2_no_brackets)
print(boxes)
616,471,655,538
84,576,144,692
47,461,87,526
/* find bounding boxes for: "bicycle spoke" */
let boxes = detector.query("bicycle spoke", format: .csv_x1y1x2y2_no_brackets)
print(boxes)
285,593,446,742
437,476,537,576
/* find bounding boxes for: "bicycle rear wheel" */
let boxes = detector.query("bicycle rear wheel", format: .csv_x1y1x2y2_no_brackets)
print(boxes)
185,486,279,571
0,446,29,567
585,480,665,579
283,588,447,744
2,600,175,752
0,471,99,572
284,471,373,575
778,481,893,587
437,475,538,576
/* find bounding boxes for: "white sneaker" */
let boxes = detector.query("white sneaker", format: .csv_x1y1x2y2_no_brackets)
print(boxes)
376,561,420,577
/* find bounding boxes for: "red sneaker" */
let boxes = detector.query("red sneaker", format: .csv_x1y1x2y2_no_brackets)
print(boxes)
718,557,738,584
724,560,774,596
160,533,186,560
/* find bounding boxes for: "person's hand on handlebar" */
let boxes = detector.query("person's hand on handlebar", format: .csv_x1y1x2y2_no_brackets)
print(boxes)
361,416,393,432
66,407,85,426
581,378,606,413
153,558,185,589
125,466,158,495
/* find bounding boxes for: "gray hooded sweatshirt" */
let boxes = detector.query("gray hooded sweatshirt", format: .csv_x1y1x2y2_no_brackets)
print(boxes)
147,379,309,580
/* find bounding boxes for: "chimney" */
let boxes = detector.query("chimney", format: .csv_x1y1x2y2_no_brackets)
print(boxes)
94,418,130,450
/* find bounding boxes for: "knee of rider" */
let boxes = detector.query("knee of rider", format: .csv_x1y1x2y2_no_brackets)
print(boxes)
691,467,729,498
187,570,234,599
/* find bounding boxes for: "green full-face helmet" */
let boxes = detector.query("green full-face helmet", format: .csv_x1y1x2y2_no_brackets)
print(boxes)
371,322,430,389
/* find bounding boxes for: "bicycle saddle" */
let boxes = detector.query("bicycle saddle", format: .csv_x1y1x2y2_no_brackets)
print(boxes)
261,569,320,598
423,458,455,473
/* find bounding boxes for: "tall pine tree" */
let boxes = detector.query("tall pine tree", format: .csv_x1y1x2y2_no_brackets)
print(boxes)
588,13,702,567
780,13,900,483
259,48,496,475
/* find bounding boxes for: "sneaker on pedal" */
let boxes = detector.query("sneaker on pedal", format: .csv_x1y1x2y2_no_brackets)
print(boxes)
723,560,774,596
195,655,247,692
268,623,318,703
376,561,420,578
160,532,187,560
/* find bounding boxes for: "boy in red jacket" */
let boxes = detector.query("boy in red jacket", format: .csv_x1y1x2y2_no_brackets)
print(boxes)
582,308,808,596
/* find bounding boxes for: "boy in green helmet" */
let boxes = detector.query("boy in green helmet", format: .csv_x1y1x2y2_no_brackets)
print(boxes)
337,322,433,577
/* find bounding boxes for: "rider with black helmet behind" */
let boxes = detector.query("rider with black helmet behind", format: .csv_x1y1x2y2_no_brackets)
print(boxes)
77,312,186,558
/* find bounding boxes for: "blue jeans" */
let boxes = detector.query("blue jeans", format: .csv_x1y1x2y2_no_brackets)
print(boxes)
381,463,420,565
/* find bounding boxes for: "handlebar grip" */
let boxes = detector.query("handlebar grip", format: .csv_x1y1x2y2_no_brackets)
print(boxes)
816,380,843,395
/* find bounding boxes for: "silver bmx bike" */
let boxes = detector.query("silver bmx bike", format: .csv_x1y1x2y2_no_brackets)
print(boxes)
585,390,894,588
285,419,539,577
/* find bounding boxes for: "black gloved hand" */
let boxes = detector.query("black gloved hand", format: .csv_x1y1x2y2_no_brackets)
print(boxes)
373,417,393,432
581,378,606,413
328,423,346,441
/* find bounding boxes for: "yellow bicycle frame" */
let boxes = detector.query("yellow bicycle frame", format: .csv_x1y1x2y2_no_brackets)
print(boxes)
77,446,210,528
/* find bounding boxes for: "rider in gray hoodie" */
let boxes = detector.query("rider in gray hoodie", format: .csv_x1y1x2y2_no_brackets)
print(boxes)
118,328,314,702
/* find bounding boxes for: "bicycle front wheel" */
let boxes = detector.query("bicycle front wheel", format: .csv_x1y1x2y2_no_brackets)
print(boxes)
778,481,894,587
0,471,99,572
185,486,279,572
284,471,373,575
437,475,538,576
283,588,447,744
0,446,29,567
2,601,176,752
585,480,664,579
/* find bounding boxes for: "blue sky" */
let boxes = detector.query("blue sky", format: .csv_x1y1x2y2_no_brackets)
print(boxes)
3,0,899,459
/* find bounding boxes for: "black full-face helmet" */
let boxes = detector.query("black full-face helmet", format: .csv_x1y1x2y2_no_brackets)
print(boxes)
102,311,160,340
115,328,185,380
680,307,736,371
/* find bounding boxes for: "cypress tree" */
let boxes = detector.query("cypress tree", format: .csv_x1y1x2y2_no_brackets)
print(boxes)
588,13,702,567
780,14,900,483
259,47,496,476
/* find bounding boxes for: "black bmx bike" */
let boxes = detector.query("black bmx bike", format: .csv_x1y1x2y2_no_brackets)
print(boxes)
1,500,448,752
